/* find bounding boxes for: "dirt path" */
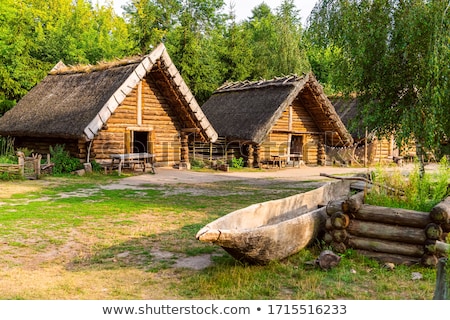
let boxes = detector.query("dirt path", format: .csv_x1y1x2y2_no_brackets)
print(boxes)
109,165,375,188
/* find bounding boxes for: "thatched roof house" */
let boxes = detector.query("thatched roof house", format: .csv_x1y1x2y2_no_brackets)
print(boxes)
331,97,415,164
201,73,353,166
0,43,217,167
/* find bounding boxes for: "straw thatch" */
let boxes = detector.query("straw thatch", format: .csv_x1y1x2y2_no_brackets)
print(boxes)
0,43,217,143
331,97,366,140
201,73,353,146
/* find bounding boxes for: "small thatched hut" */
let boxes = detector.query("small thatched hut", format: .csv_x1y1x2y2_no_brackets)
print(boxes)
200,73,353,167
0,43,217,168
332,97,416,165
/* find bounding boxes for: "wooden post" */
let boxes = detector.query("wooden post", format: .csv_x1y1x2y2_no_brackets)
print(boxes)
247,144,254,168
364,127,368,167
433,258,449,300
18,153,25,177
254,144,260,168
180,132,190,169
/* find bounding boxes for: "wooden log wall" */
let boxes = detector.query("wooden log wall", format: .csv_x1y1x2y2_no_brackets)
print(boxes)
91,75,182,166
323,192,450,266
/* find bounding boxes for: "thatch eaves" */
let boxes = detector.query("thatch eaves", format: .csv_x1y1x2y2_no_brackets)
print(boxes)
0,43,218,143
201,73,353,146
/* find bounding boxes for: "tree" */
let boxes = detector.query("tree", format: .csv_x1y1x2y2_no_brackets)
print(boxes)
124,0,181,53
245,1,310,80
0,0,49,114
307,0,450,172
165,0,226,103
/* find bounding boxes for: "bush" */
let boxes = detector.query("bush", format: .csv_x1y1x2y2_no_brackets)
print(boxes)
230,157,244,169
49,144,83,174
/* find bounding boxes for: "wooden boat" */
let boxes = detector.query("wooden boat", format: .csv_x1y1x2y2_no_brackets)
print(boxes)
195,179,353,264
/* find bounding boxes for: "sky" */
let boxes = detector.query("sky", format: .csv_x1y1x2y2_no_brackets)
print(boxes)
99,0,319,25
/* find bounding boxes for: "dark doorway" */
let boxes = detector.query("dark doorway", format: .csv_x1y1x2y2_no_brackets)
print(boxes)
290,135,303,155
133,131,148,153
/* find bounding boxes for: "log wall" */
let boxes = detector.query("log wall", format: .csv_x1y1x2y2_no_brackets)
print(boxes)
91,75,181,166
323,192,450,266
259,99,322,165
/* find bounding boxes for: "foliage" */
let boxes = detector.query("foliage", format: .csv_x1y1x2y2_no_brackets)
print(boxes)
366,157,450,211
0,136,15,159
306,0,450,162
230,156,244,169
49,144,83,174
0,0,134,113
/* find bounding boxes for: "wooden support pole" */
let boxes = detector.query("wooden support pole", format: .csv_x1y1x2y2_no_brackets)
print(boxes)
433,258,449,300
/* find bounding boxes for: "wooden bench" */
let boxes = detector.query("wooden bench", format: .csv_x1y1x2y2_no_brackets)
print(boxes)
110,153,155,175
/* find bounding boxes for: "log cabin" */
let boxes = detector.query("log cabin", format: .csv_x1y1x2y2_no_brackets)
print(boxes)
0,43,218,168
332,97,416,165
200,73,354,167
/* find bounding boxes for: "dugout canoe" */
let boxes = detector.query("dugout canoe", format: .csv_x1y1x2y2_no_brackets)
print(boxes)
195,179,353,264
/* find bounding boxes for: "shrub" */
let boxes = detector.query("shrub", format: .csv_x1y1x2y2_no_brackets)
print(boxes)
230,157,244,169
49,144,83,174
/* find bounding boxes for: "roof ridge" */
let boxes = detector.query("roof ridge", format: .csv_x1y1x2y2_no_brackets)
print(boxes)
49,56,145,75
215,74,306,93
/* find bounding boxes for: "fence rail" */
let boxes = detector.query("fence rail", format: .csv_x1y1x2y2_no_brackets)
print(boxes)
0,153,42,179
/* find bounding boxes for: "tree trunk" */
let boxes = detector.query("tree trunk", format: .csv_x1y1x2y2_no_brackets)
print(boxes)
353,204,431,228
430,197,450,224
356,250,421,265
348,235,424,257
425,223,444,240
347,220,426,244
342,191,365,213
330,212,350,229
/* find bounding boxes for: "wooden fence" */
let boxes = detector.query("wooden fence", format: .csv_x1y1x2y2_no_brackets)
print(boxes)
0,153,42,179
323,193,450,266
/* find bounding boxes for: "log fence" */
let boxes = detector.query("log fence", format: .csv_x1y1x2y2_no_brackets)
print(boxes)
0,152,43,179
323,192,450,266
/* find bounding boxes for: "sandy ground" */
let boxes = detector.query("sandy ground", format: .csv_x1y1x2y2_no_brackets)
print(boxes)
112,164,375,187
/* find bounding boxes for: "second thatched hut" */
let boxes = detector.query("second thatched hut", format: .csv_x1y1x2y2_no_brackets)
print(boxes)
200,73,354,168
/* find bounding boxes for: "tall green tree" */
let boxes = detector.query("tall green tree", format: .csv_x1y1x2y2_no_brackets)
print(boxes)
307,0,450,170
218,4,254,82
245,1,310,80
0,0,134,115
165,0,226,103
0,0,49,114
124,0,181,53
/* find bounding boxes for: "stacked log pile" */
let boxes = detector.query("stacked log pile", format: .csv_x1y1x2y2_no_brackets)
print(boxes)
323,192,450,266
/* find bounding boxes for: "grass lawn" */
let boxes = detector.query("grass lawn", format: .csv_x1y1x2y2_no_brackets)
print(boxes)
0,172,440,299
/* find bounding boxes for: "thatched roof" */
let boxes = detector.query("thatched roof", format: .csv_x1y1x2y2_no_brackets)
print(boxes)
201,73,353,146
0,43,217,142
331,97,367,140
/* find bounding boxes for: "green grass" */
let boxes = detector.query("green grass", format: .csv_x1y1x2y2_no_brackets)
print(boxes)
366,158,450,211
0,172,444,299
